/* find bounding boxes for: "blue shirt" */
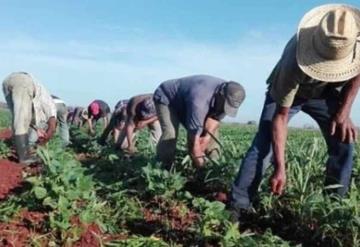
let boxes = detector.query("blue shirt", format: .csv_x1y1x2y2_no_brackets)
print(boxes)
154,75,226,135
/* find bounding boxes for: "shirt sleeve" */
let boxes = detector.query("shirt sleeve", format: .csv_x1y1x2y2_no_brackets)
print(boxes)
185,99,208,136
44,92,57,119
270,66,300,107
269,36,302,108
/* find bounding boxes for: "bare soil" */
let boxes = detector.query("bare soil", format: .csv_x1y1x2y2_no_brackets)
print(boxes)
0,129,12,141
0,160,23,200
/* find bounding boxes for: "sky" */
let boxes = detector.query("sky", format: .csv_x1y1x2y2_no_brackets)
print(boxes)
0,0,359,127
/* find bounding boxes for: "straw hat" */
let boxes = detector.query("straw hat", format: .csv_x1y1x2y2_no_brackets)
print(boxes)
296,4,360,82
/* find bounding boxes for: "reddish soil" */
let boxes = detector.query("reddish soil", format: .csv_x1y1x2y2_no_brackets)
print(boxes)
18,210,47,231
0,223,29,247
0,210,47,247
73,224,102,247
143,199,199,231
71,217,102,247
0,129,12,141
0,160,23,200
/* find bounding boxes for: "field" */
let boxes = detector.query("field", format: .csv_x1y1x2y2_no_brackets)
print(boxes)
0,110,359,247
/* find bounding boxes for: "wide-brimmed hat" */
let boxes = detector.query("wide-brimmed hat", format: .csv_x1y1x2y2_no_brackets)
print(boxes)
223,82,245,118
296,4,360,82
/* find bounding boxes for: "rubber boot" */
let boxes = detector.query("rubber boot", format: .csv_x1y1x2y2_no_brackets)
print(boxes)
14,134,39,165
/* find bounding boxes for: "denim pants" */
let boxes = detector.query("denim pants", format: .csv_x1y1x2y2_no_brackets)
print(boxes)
230,93,354,209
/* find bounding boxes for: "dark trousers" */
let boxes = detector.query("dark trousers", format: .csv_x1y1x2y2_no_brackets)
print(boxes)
230,93,354,209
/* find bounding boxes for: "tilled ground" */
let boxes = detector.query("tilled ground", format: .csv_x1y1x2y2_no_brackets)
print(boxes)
0,210,47,247
0,129,12,141
0,160,23,200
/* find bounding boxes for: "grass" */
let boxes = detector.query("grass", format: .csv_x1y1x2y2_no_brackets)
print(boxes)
0,110,359,246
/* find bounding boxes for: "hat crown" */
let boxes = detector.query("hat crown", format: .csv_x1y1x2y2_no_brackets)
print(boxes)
314,8,358,60
224,82,245,107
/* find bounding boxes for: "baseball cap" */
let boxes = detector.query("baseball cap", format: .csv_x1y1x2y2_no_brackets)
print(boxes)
223,81,246,117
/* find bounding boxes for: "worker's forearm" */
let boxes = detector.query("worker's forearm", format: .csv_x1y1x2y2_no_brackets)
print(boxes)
200,118,220,151
337,75,360,119
272,113,288,173
139,116,158,128
46,117,57,139
126,124,135,148
87,119,93,131
189,135,204,157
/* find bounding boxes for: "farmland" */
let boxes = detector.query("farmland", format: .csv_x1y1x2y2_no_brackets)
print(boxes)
0,110,359,247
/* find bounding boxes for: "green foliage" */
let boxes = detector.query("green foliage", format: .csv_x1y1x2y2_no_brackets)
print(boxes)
0,123,359,246
0,140,11,159
142,163,186,198
106,236,169,247
0,110,11,128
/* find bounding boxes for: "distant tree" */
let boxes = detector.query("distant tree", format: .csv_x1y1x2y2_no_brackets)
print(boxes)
247,120,257,125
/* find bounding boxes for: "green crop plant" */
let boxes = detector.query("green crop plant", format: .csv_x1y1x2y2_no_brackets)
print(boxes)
0,121,358,246
0,140,10,159
142,163,186,199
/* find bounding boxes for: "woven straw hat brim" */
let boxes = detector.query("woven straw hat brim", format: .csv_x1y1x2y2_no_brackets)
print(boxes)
296,4,360,82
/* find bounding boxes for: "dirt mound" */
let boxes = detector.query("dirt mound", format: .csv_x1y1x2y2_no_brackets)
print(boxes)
73,224,102,247
143,199,199,232
0,160,23,200
0,210,47,247
0,129,12,141
71,217,102,247
0,223,29,247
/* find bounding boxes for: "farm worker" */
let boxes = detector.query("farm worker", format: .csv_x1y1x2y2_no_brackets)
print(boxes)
51,95,71,146
70,107,88,127
98,99,129,145
153,75,246,168
230,4,360,219
2,72,57,164
85,100,111,135
117,94,161,154
66,106,75,123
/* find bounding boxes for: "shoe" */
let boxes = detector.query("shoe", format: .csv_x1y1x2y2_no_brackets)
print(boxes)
228,207,241,224
227,204,254,224
14,134,40,165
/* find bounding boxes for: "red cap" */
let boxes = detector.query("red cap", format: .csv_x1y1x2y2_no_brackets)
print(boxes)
90,102,100,116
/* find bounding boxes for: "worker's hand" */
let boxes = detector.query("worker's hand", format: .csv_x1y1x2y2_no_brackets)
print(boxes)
89,128,96,136
37,129,50,145
270,170,286,195
126,145,137,154
330,116,357,143
37,129,47,139
191,154,206,168
136,121,147,129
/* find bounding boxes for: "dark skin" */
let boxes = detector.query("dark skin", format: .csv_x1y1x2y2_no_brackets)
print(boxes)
37,117,57,144
271,75,360,195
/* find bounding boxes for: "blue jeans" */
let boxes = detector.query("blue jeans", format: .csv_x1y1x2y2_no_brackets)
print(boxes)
231,92,354,209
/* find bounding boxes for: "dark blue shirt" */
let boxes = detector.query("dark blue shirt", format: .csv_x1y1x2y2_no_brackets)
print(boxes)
154,75,226,135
